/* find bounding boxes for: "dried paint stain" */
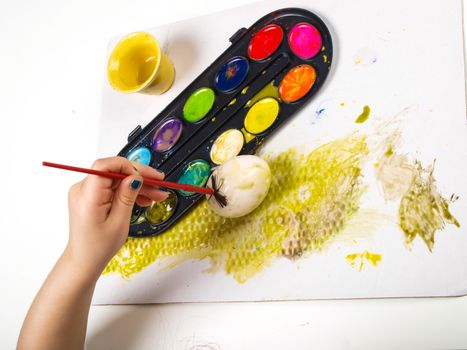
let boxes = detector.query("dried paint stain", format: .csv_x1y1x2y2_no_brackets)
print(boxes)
375,148,415,201
104,134,369,282
398,162,460,251
374,133,460,251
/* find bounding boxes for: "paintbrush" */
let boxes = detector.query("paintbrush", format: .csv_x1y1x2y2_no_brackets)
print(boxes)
42,161,227,207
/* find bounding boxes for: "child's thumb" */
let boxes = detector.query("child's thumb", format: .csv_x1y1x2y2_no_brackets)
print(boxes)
109,175,143,225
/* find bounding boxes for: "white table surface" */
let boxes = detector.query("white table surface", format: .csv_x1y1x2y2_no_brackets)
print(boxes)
1,0,466,348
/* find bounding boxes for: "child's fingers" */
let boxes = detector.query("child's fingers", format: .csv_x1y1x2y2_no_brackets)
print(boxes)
82,157,138,205
138,186,170,203
135,195,153,207
131,162,165,180
135,187,170,207
108,174,144,225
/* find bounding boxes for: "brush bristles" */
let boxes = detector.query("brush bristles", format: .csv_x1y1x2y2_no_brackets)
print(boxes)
214,192,228,208
209,174,228,208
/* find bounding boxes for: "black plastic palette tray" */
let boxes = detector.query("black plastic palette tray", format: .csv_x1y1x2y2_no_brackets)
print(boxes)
118,7,333,237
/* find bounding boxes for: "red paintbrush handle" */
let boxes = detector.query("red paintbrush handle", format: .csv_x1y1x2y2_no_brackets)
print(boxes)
42,161,214,196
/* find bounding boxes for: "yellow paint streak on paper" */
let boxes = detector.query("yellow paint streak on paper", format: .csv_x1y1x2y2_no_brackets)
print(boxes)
104,134,369,282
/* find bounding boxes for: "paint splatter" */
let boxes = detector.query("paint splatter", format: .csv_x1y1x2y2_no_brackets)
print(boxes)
313,98,343,121
104,134,369,282
315,107,326,117
314,100,330,119
398,162,460,251
346,251,382,271
355,105,371,123
354,47,378,66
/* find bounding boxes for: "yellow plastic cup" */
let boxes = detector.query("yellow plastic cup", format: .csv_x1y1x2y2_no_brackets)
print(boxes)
107,32,175,94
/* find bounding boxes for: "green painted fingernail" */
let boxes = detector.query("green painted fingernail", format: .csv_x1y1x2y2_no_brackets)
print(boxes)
131,179,141,190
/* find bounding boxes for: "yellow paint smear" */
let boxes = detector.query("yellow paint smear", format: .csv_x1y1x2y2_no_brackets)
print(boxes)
104,134,369,282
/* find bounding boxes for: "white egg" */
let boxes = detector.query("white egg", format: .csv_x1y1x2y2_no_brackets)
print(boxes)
206,155,271,218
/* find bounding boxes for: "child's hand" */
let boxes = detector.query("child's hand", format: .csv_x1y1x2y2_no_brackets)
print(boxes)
66,156,167,279
18,156,167,349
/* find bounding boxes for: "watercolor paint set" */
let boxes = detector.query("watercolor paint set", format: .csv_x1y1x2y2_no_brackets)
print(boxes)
119,8,333,237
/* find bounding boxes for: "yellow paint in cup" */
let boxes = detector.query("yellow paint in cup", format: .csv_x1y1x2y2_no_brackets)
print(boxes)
107,32,175,94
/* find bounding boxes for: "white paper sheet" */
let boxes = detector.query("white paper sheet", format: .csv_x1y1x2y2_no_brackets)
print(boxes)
94,0,467,304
